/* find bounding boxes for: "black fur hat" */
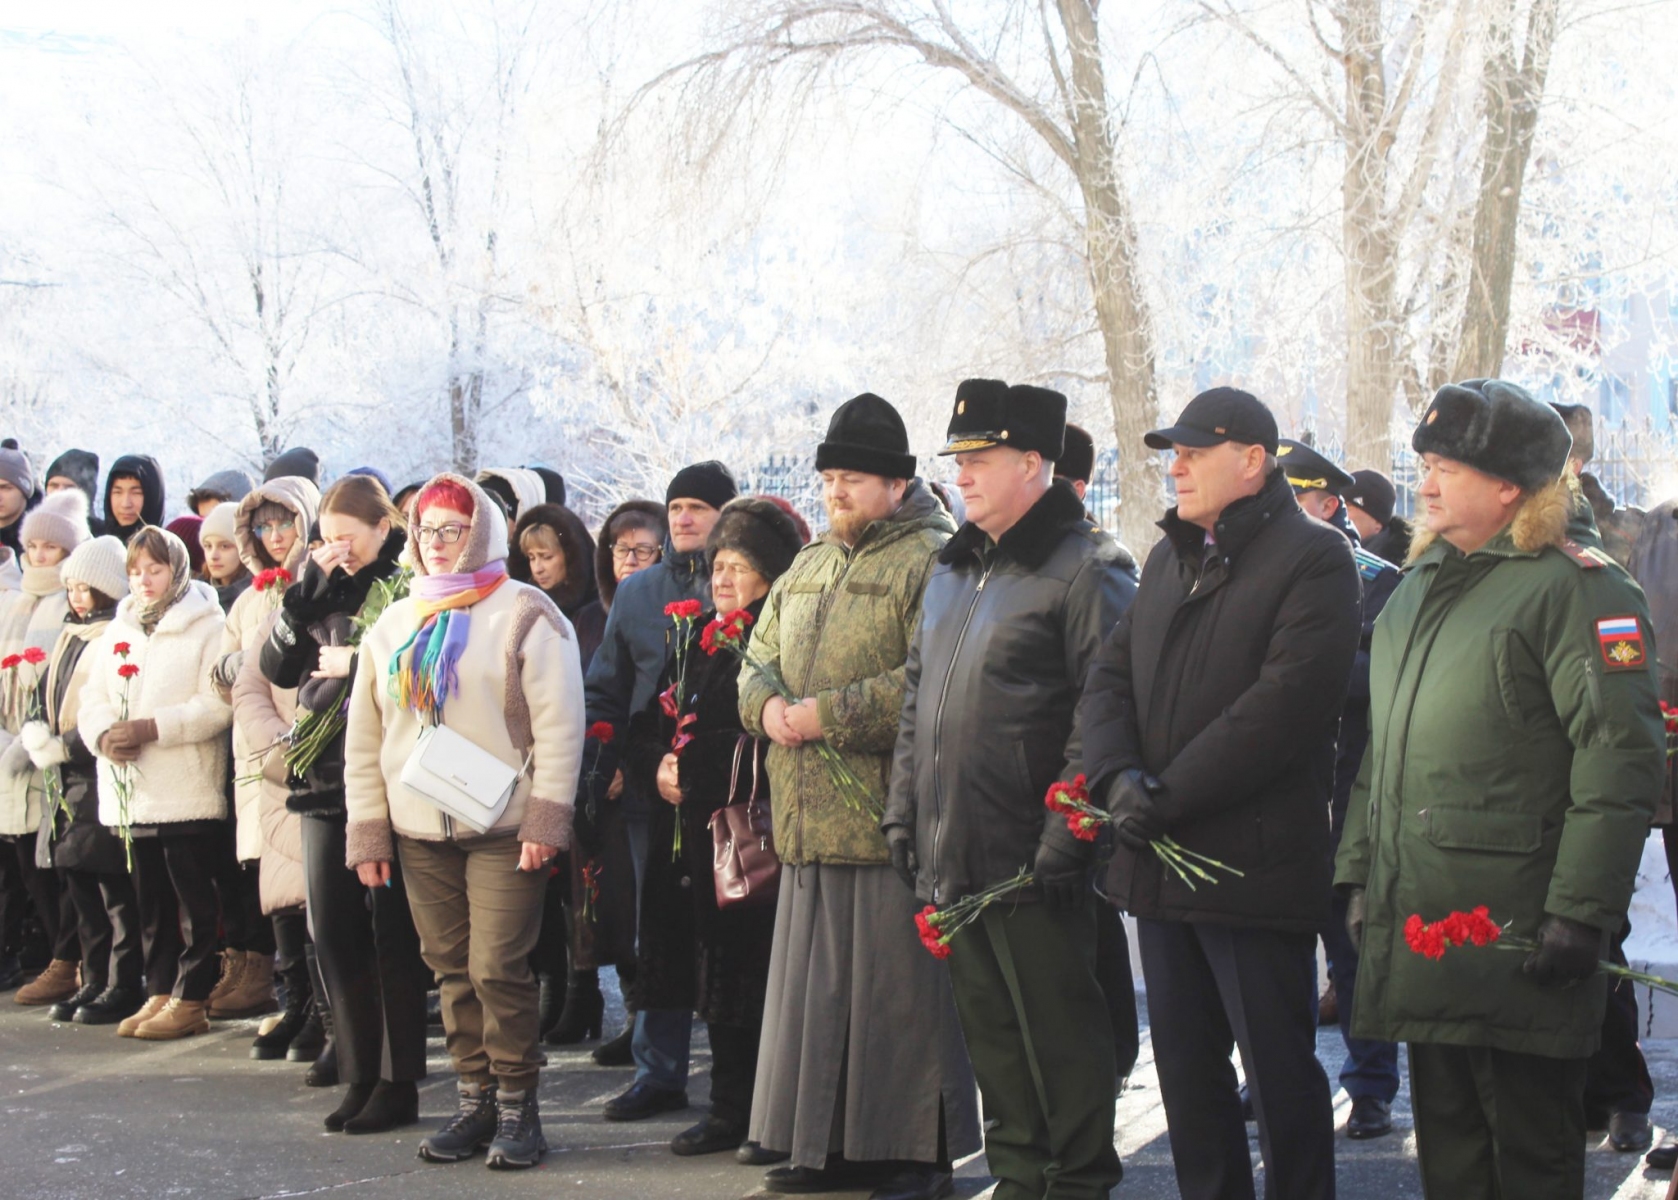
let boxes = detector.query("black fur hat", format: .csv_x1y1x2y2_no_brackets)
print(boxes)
1412,379,1572,491
707,496,805,585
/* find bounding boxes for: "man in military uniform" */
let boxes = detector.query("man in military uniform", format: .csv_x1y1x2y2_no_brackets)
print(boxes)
1336,379,1666,1199
1277,439,1403,1140
884,380,1137,1200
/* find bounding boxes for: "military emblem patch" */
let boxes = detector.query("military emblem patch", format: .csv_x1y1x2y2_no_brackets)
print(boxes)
1596,616,1646,671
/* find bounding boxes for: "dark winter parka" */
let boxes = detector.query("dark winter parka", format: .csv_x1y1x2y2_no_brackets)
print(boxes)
623,598,775,1025
33,604,128,874
103,454,165,545
1082,467,1361,932
511,503,604,671
258,527,408,816
1334,479,1665,1058
580,524,709,822
883,479,1138,905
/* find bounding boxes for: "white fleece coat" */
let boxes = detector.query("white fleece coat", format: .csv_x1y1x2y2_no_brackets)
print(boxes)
0,563,72,835
80,582,232,828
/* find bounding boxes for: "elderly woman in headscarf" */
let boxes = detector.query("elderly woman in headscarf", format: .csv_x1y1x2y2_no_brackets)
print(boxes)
79,526,233,1040
614,497,805,1157
344,473,584,1171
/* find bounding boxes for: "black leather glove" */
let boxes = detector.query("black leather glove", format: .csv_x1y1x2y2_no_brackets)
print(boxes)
1344,887,1366,951
1103,768,1165,851
1523,914,1603,987
885,826,918,893
1033,839,1089,910
283,558,358,622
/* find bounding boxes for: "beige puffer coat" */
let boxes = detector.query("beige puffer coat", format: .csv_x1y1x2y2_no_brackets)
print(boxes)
221,476,318,912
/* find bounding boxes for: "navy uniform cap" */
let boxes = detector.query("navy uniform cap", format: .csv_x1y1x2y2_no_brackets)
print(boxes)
1276,439,1355,494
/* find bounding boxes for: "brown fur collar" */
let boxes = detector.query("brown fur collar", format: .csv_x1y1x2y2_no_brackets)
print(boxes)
1407,473,1577,563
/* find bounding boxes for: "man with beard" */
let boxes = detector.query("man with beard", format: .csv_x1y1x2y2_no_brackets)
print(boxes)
741,393,979,1200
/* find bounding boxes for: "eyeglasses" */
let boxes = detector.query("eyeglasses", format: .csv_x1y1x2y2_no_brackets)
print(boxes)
253,519,297,538
611,543,660,564
712,562,760,581
416,523,472,545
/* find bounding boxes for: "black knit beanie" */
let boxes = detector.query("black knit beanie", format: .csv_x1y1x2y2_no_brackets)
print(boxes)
815,393,917,479
707,497,804,584
666,460,739,511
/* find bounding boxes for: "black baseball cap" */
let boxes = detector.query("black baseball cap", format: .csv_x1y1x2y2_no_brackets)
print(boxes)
1144,387,1279,455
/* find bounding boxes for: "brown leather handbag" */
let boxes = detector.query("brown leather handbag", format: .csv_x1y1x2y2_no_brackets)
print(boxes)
709,734,780,908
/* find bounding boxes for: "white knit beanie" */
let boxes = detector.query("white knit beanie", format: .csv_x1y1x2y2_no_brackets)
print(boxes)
200,500,239,546
20,488,90,552
62,535,129,604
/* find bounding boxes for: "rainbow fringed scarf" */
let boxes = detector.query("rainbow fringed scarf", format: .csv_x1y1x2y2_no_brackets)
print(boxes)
388,561,509,722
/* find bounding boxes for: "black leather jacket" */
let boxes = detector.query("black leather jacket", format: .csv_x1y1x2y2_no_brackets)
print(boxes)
883,480,1138,904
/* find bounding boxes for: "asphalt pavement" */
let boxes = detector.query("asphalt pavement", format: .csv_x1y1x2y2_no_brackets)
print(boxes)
1,979,1675,1199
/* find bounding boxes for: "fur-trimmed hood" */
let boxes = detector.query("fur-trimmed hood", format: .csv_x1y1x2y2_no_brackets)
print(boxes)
594,499,666,610
406,472,509,575
1408,472,1576,563
234,476,322,575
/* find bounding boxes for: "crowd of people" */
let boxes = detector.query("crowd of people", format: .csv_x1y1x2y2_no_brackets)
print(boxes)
0,372,1671,1199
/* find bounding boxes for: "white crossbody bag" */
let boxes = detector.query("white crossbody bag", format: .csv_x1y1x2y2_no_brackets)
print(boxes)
400,723,531,834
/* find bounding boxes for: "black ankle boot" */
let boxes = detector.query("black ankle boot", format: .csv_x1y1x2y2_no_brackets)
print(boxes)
544,973,605,1045
251,994,311,1061
344,1079,420,1134
286,1004,326,1062
325,1082,375,1132
592,1020,634,1066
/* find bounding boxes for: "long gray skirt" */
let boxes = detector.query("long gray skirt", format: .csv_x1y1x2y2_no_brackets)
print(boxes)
748,861,981,1169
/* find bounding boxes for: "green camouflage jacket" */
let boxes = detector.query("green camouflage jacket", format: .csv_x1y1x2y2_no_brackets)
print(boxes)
738,481,955,864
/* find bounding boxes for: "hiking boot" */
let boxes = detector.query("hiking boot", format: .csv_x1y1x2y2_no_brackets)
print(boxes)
134,997,210,1040
485,1090,548,1170
205,948,245,1009
117,993,170,1037
209,950,276,1019
15,959,79,1005
419,1083,499,1163
48,979,106,1022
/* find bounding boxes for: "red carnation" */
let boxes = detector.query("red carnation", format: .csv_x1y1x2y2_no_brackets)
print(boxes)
0,655,19,671
1044,774,1089,814
117,663,140,680
21,647,46,666
664,598,702,620
113,642,132,657
586,721,615,744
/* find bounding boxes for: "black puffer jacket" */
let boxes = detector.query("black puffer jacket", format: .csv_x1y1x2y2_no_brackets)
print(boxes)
35,607,128,874
883,479,1138,905
1081,468,1361,932
259,528,407,816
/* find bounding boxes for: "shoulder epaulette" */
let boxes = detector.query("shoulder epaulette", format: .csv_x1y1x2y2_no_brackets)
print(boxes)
1352,545,1396,582
1558,539,1611,570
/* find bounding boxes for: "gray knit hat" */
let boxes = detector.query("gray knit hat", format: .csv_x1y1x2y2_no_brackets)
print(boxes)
0,440,33,498
200,500,239,546
19,489,90,552
62,535,129,602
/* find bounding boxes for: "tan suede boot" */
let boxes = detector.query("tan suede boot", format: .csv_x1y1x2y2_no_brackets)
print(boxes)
134,997,211,1041
15,959,79,1005
204,948,246,1011
209,951,277,1018
117,994,170,1037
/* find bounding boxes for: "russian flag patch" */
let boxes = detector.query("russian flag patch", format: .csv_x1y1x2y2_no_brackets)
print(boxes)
1596,616,1646,671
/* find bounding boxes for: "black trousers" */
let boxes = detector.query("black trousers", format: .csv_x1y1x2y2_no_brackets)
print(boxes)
64,867,141,991
132,830,222,1001
1410,1042,1585,1200
1094,901,1139,1082
300,815,428,1085
9,835,78,962
207,819,273,954
1584,917,1654,1118
1138,918,1335,1200
706,1019,761,1129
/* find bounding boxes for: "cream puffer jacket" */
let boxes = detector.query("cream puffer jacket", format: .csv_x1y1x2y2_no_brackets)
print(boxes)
344,474,583,866
80,582,232,827
220,476,318,899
